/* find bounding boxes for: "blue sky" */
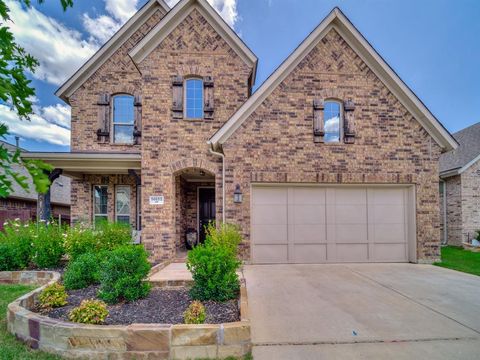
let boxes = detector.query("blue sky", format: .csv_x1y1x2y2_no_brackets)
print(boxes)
4,0,480,151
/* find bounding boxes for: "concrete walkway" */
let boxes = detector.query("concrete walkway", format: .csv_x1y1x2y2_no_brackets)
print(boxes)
244,263,480,359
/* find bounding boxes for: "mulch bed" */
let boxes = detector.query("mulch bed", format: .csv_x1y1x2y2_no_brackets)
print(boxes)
36,286,240,325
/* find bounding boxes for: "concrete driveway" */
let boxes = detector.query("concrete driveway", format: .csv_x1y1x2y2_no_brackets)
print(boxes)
244,263,480,359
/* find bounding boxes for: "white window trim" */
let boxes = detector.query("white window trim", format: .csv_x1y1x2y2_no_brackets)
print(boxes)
323,99,343,143
115,185,131,224
111,94,135,144
184,77,204,120
93,185,108,225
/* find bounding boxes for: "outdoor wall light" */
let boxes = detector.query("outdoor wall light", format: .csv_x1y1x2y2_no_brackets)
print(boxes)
233,184,243,203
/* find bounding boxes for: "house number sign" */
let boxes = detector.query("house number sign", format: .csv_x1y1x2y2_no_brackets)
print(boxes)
149,195,164,205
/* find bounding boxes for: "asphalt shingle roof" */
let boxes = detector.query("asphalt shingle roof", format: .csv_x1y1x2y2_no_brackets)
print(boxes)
440,122,480,173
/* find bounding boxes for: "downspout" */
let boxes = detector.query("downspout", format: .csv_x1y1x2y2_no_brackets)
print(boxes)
208,143,226,224
441,179,448,245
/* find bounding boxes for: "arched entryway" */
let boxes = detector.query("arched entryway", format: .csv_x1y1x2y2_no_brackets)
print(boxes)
173,167,216,254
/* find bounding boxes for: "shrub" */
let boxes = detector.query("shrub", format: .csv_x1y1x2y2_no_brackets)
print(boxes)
38,282,68,309
187,223,242,302
31,222,65,268
63,253,101,290
0,220,35,270
97,245,151,304
69,299,109,324
65,222,131,261
184,300,206,324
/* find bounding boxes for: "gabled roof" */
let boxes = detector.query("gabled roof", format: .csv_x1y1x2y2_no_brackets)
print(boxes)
56,0,170,103
208,7,458,152
128,0,258,83
440,122,480,177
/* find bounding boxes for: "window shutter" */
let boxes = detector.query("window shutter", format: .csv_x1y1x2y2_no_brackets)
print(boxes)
172,75,183,119
134,95,142,145
96,93,110,142
203,76,214,119
343,100,355,144
313,99,325,143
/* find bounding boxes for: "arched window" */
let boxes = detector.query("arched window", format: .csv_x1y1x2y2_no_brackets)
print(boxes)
324,100,342,143
112,94,134,143
184,78,203,119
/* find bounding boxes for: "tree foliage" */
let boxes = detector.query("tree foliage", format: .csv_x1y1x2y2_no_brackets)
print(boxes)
0,0,73,197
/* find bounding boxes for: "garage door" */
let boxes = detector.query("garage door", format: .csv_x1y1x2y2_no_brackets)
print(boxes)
251,186,413,264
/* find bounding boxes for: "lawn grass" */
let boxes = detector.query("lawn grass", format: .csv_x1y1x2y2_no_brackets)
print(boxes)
0,284,61,360
434,246,480,276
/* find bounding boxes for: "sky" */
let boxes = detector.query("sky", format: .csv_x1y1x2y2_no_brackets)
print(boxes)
3,0,480,152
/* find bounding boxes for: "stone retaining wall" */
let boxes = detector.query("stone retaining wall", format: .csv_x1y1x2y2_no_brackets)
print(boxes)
6,271,251,359
0,271,60,285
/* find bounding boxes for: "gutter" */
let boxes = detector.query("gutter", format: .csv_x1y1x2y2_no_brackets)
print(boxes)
208,143,226,224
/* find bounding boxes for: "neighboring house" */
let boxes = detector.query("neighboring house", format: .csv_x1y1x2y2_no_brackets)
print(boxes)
24,0,457,264
0,140,70,227
439,122,480,245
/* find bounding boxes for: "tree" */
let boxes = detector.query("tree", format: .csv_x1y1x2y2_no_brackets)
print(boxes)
0,0,73,197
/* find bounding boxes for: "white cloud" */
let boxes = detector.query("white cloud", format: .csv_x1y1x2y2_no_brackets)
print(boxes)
82,0,139,45
167,0,239,27
1,104,70,146
39,104,71,129
82,13,121,44
324,115,340,133
6,0,98,86
105,0,139,22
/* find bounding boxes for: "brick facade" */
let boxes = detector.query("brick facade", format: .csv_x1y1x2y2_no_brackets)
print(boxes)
440,159,480,245
222,29,442,262
67,7,445,263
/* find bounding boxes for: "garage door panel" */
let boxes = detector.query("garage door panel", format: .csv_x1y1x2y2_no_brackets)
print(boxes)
253,245,288,264
291,188,326,205
252,187,287,205
291,224,326,243
251,186,410,264
292,244,327,263
333,204,367,224
373,243,406,262
252,224,288,244
290,204,326,224
335,244,368,262
252,204,286,225
334,224,368,243
371,204,404,224
331,188,366,205
372,224,405,243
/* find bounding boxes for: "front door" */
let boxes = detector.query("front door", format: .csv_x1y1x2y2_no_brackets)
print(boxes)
198,187,216,243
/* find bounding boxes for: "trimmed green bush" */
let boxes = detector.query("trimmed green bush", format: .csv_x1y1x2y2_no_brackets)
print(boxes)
184,300,206,324
69,299,108,324
97,245,151,304
64,225,97,261
187,223,242,302
38,282,68,309
31,222,65,269
63,252,101,290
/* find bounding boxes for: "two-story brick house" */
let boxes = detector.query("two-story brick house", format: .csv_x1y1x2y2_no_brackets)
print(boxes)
26,0,457,264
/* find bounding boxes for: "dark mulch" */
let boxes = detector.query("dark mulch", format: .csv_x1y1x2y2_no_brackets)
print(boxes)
37,286,239,325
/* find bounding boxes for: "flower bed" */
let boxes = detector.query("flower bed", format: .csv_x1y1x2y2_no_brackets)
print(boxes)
7,271,251,359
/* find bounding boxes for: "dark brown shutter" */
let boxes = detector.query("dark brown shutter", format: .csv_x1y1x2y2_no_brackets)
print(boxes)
203,76,214,119
172,76,183,119
133,95,142,145
343,99,355,144
313,99,325,143
96,93,110,142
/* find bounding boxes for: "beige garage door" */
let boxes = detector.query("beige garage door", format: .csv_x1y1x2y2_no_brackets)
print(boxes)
251,186,413,264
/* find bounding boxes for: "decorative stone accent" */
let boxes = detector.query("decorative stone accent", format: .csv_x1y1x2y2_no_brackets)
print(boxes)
0,271,59,285
6,272,250,359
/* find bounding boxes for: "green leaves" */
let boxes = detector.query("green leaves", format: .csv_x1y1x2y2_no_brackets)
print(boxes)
0,0,73,198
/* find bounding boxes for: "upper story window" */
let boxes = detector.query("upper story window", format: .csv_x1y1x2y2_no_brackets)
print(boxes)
184,78,203,119
324,101,342,143
112,94,134,143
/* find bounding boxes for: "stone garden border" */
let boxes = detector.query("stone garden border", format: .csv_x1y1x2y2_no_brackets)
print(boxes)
6,271,251,359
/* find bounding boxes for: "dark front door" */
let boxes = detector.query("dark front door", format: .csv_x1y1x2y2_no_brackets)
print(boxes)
198,187,215,243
